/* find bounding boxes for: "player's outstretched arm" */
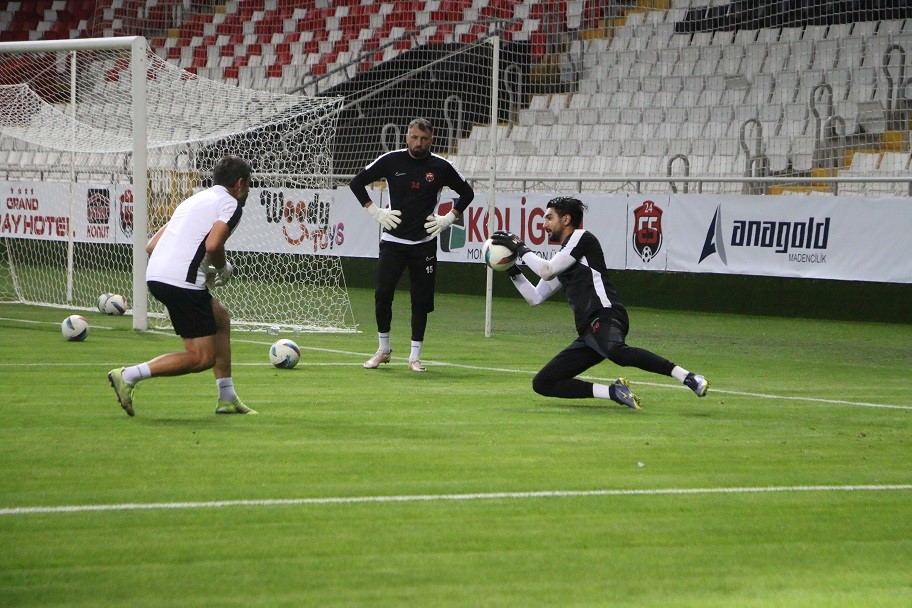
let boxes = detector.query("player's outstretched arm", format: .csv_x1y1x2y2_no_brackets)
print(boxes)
506,263,559,305
492,230,574,280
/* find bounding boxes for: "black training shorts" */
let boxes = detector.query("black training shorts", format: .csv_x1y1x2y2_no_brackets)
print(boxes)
147,280,217,338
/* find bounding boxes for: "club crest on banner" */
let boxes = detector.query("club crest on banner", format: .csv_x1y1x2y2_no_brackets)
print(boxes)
118,189,133,237
632,200,663,263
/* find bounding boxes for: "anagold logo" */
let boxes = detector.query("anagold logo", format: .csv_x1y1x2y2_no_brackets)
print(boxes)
700,205,831,265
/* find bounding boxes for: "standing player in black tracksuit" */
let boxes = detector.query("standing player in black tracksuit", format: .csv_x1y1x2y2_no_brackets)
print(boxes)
350,118,475,372
492,196,709,409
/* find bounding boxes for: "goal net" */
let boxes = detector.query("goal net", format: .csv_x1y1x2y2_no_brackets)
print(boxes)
0,36,356,333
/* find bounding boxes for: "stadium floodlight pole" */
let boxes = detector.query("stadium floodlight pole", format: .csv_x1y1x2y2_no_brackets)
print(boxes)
0,36,149,330
484,34,500,338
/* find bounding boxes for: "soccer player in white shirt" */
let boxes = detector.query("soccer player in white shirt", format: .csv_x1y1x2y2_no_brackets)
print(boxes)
107,156,255,416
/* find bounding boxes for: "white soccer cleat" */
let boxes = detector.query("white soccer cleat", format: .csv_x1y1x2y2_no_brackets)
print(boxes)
363,350,392,369
684,372,709,397
407,359,427,372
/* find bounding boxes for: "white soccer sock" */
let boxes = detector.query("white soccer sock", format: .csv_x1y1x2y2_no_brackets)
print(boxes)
592,383,614,400
378,332,391,353
216,377,238,402
122,363,151,385
410,340,422,361
671,366,690,383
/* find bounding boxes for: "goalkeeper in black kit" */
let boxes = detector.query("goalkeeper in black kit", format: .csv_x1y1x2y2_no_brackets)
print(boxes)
492,196,709,409
350,118,475,372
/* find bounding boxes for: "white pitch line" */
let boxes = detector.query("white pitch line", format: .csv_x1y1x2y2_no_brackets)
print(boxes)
241,341,912,410
2,484,910,516
0,316,114,330
0,330,907,410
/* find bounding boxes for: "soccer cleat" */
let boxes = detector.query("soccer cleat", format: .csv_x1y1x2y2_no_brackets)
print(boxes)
407,359,427,372
610,378,642,410
363,349,392,369
107,367,136,417
684,372,709,397
215,398,258,415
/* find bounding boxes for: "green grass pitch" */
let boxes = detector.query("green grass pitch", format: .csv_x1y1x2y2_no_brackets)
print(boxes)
0,288,910,607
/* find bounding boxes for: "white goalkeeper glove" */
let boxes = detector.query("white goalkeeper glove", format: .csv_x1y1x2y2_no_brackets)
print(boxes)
364,203,401,230
212,261,233,287
202,259,233,287
424,210,457,236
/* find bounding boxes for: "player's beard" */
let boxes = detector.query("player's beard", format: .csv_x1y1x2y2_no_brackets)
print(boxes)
409,146,430,159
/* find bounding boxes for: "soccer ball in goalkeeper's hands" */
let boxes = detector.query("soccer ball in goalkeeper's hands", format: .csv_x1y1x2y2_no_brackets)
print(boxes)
269,339,300,369
481,238,517,272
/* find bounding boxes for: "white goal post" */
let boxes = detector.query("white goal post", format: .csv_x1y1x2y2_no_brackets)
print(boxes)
0,36,356,333
1,36,149,328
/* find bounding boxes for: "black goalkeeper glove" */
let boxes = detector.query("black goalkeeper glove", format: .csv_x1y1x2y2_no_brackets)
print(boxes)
491,230,530,258
506,263,523,278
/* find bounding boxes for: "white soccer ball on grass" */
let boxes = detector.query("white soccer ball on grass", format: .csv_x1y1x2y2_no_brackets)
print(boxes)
481,238,517,272
269,338,301,369
103,293,128,315
96,292,113,312
61,315,89,341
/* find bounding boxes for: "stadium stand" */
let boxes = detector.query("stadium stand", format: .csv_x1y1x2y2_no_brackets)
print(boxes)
2,1,912,195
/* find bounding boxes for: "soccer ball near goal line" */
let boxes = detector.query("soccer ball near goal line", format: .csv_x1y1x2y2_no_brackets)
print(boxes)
269,339,301,369
99,293,128,315
481,238,517,272
61,315,89,342
96,292,113,312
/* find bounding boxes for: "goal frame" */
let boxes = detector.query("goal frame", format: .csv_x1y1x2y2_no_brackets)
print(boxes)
0,36,150,329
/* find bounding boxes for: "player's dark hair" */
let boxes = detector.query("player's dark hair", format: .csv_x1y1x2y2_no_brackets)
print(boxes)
408,117,433,133
546,196,587,228
212,155,251,188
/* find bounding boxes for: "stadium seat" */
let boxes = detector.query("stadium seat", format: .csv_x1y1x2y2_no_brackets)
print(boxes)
790,136,816,170
848,151,881,173
877,19,905,36
879,151,911,173
2,0,909,199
